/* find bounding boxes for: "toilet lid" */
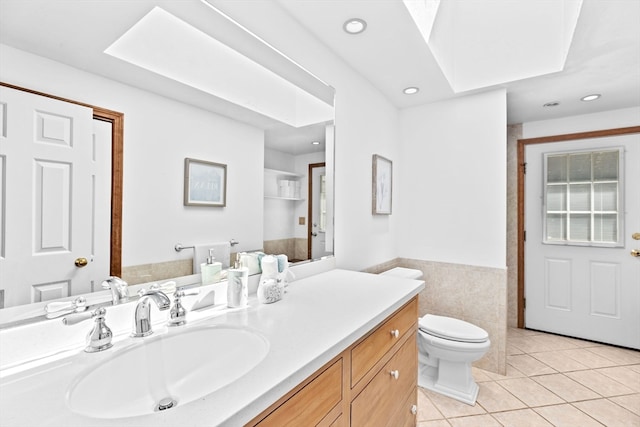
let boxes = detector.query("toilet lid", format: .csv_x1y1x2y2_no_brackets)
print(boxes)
419,314,489,343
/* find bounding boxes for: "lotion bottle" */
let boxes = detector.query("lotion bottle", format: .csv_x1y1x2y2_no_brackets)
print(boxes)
227,253,248,307
201,249,222,285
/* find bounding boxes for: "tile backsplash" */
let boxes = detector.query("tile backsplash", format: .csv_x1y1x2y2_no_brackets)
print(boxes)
121,259,193,285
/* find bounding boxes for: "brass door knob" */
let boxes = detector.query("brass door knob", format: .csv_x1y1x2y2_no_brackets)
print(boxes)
632,250,640,258
75,257,89,267
633,233,640,241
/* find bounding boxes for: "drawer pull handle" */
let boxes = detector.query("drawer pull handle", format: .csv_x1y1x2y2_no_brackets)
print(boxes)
390,370,399,380
390,329,400,338
411,404,417,415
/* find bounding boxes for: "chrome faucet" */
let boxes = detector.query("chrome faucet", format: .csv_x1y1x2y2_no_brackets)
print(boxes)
101,276,129,305
131,289,170,337
63,307,113,353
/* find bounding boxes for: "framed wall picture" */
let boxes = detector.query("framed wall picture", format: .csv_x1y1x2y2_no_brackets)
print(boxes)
184,158,227,207
372,154,392,215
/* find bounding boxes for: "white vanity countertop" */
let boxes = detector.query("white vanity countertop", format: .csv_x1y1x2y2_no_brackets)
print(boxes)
0,269,424,427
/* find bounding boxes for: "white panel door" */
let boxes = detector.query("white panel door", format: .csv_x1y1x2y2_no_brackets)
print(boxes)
525,134,640,349
0,86,110,307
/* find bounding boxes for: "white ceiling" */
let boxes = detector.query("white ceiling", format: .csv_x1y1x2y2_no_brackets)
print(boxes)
1,0,638,132
276,0,640,124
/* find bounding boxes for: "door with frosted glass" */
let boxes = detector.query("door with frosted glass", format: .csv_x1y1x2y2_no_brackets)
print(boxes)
524,134,640,349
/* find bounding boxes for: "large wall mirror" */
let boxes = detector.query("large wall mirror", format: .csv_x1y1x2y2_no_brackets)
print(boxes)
0,0,335,325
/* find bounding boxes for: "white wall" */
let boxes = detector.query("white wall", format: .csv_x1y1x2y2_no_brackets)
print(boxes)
1,44,264,267
398,89,508,269
523,107,640,137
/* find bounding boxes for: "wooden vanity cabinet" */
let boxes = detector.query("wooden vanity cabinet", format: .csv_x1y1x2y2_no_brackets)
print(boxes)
246,297,418,427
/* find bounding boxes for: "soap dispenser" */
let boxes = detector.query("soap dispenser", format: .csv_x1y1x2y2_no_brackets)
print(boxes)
201,249,222,285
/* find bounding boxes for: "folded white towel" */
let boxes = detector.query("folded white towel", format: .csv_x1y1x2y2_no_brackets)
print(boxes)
240,252,263,275
260,255,278,279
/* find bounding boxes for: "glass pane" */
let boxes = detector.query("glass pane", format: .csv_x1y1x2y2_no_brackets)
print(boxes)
569,184,591,211
569,214,590,241
546,213,566,241
594,214,617,243
594,182,617,211
569,153,591,181
593,151,619,181
546,185,566,211
547,155,567,183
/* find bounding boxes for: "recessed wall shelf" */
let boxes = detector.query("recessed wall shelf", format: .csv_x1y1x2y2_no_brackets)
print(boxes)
264,168,305,201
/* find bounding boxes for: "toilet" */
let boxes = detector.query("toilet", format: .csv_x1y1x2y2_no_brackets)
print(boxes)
381,267,491,405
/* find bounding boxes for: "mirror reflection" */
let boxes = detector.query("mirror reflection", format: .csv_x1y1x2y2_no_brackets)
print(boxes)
0,1,335,325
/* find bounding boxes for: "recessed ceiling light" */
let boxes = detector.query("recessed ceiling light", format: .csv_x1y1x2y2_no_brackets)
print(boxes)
343,18,367,35
311,141,321,145
581,94,601,102
543,101,560,107
403,87,419,95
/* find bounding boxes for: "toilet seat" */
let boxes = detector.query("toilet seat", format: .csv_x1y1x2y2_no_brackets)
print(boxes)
419,314,488,343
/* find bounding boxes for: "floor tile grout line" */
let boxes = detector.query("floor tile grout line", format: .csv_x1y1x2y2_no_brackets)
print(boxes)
531,403,608,427
566,400,614,427
595,365,640,392
604,394,640,417
565,370,637,398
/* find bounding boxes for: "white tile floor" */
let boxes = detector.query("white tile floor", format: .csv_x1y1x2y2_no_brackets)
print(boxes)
417,328,640,426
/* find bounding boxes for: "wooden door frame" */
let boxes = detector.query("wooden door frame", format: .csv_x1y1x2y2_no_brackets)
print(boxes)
307,162,326,260
1,82,124,276
517,125,640,328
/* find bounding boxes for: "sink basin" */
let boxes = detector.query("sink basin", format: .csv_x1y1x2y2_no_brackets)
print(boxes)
66,325,269,419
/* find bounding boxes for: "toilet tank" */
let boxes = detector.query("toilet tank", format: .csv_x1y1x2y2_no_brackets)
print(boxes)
380,267,423,280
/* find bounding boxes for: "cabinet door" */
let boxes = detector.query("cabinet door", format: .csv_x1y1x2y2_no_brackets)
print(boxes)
351,331,417,426
388,388,417,427
255,358,343,426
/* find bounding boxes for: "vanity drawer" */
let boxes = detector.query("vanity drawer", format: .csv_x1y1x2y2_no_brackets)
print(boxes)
255,358,343,426
351,298,417,387
350,331,417,426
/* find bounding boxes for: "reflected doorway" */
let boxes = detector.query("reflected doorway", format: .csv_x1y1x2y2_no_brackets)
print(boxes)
308,162,330,260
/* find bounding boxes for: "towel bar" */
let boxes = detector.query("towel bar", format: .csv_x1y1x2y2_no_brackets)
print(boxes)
175,239,239,252
174,243,194,252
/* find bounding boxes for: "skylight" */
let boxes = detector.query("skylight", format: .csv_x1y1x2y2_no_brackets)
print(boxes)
105,7,333,128
403,0,583,93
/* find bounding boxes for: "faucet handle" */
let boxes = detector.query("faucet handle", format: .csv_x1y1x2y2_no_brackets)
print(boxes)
150,280,177,294
61,309,94,325
45,296,87,318
175,289,199,298
167,290,198,327
63,308,113,353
